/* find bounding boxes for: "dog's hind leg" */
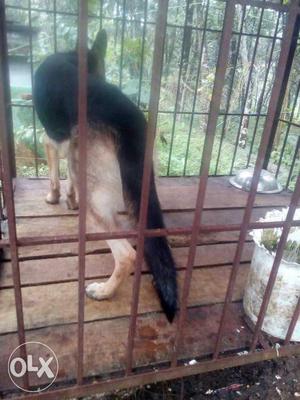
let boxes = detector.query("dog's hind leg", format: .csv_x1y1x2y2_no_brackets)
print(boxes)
69,129,136,300
86,244,135,300
86,228,136,300
44,134,60,204
85,188,136,300
66,152,78,210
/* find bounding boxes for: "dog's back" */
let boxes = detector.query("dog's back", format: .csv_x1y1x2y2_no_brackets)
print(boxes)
34,51,146,151
33,47,178,322
34,52,77,142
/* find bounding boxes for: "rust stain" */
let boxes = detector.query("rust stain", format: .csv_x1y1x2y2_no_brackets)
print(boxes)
156,319,167,328
138,325,159,340
135,340,168,361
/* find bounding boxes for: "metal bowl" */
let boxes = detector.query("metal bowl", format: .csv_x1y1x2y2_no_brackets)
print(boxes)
229,168,283,194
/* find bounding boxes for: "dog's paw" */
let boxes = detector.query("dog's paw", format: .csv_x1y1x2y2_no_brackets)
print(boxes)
45,190,60,204
66,194,79,210
85,282,112,300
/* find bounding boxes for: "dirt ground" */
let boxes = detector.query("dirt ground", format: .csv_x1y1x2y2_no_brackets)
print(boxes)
83,356,300,399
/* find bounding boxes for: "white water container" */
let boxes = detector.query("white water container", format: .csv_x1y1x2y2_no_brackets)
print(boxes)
243,243,300,341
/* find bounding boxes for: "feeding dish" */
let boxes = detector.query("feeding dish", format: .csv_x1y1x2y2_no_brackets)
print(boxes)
229,168,283,194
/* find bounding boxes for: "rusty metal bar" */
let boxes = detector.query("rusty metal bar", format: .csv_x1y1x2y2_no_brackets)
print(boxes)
28,0,39,177
263,11,300,170
171,0,236,367
17,344,300,400
5,7,284,44
119,0,126,88
230,6,265,174
125,0,169,374
53,0,57,52
183,0,210,176
279,118,300,130
99,0,103,30
0,153,3,226
246,11,281,168
115,0,120,65
0,218,300,249
167,0,192,175
0,1,299,397
250,175,300,351
5,0,290,17
0,0,28,389
215,5,247,174
137,0,148,107
284,295,300,344
286,136,300,189
0,0,16,178
76,0,88,385
275,77,300,178
8,102,270,117
213,2,300,359
235,0,289,11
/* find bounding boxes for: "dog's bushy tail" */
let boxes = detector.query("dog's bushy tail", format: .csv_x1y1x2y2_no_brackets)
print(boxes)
118,148,177,322
92,85,178,322
143,178,177,322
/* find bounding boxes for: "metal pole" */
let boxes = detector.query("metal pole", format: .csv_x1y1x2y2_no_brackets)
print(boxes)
125,0,169,374
77,0,88,385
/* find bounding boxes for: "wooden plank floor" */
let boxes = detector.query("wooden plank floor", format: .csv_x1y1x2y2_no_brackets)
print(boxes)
0,177,293,392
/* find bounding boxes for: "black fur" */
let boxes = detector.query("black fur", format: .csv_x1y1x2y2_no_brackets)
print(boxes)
33,51,178,322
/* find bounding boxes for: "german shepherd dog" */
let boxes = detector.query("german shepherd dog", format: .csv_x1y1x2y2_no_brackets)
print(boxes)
33,30,178,322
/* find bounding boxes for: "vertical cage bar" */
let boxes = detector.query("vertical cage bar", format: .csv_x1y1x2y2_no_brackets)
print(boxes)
28,0,39,177
171,0,236,367
229,6,265,174
275,78,300,179
100,0,103,29
213,2,300,359
0,151,3,226
119,0,126,88
53,0,57,52
215,5,247,174
77,0,88,385
183,0,210,176
125,0,169,374
250,176,300,351
137,0,148,108
284,295,300,344
263,12,300,170
286,136,299,189
0,0,16,178
166,0,191,176
114,0,120,51
0,0,28,389
246,11,281,168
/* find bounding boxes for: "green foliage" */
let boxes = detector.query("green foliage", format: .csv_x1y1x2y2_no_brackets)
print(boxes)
15,125,44,157
261,229,279,253
6,0,299,188
123,37,148,77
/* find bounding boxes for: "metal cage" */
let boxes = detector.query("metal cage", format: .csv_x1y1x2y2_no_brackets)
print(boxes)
0,0,299,398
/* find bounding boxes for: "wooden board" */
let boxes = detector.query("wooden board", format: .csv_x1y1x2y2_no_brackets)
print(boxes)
12,207,282,237
0,302,251,391
3,207,278,260
0,176,294,395
2,177,292,260
13,177,293,217
0,242,253,288
0,264,249,334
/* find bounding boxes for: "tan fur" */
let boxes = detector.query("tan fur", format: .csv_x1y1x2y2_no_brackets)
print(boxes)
43,135,78,208
68,126,136,299
44,135,61,204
